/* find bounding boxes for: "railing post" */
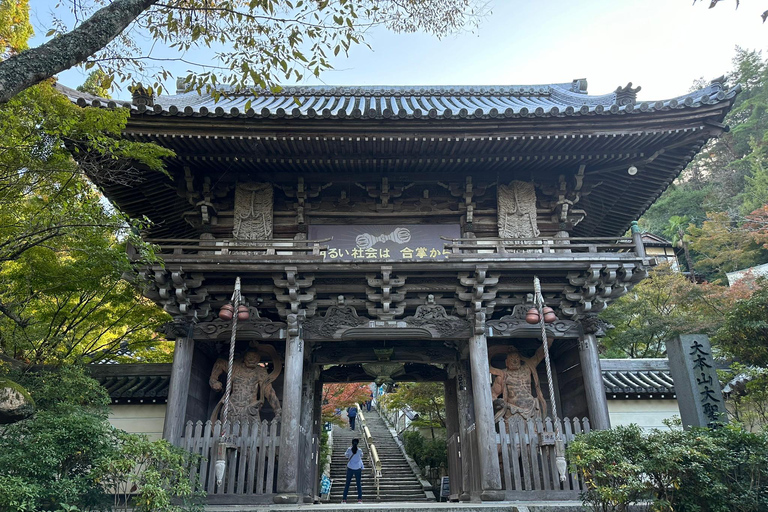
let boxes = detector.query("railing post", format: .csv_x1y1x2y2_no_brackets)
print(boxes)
631,221,646,259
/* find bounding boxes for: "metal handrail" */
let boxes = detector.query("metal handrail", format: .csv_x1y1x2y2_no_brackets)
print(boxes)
357,408,382,501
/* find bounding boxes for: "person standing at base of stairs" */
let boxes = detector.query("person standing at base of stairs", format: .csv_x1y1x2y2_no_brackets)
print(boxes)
347,405,358,430
342,438,364,504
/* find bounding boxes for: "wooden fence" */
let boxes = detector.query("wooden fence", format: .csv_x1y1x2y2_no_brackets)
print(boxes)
448,416,590,500
497,416,589,500
182,419,279,498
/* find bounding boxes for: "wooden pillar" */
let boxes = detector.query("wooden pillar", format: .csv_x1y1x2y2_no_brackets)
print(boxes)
455,358,475,501
275,313,305,503
163,324,194,445
299,365,318,502
578,317,611,430
444,373,460,501
310,377,324,500
468,331,503,500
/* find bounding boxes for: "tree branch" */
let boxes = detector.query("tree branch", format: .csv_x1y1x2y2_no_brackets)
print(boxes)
0,0,158,103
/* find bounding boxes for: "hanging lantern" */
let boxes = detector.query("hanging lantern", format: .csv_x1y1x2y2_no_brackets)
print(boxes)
219,303,234,321
237,304,250,321
525,307,540,324
542,306,558,323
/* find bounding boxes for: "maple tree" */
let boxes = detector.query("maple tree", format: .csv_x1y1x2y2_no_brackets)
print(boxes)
321,382,371,425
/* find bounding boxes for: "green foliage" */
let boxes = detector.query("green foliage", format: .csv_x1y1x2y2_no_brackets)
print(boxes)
380,382,445,434
688,212,767,283
567,425,647,512
726,365,768,430
714,277,768,366
15,364,110,411
599,264,724,358
0,82,173,365
0,365,202,512
0,0,33,56
318,429,331,473
568,424,768,512
639,184,714,236
95,432,204,512
77,70,113,99
401,431,447,470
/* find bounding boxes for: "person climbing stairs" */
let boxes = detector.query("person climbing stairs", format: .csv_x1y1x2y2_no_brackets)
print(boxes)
329,408,433,503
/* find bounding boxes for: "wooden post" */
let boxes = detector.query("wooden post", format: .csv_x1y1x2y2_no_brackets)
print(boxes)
631,221,646,259
468,330,504,500
455,358,476,501
444,373,460,501
275,313,305,503
163,324,194,445
578,317,611,430
299,364,317,502
310,376,324,500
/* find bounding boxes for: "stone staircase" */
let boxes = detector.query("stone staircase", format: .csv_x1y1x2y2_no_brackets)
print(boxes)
329,409,432,503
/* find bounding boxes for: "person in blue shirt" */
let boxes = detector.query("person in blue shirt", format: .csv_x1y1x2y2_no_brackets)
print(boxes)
347,405,358,430
342,438,364,503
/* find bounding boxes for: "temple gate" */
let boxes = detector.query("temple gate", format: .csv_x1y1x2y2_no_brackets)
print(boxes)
71,77,738,504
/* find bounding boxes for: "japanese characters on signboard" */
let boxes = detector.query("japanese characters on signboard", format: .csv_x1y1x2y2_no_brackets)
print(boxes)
308,224,461,262
687,337,725,426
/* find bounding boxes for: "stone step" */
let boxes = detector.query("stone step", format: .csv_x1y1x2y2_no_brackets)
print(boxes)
329,409,432,505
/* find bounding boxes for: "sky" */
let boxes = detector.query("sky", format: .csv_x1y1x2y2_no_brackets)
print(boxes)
30,0,768,101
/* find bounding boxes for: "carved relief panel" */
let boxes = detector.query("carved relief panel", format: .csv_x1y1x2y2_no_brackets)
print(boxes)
233,182,273,240
497,181,540,239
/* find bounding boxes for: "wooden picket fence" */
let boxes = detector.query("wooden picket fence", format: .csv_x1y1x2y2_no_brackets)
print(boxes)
497,416,589,500
182,419,280,498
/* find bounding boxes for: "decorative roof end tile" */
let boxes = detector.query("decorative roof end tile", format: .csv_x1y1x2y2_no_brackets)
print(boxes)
615,82,641,106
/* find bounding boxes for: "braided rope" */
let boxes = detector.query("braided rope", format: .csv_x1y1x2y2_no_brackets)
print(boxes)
534,275,567,481
222,277,241,426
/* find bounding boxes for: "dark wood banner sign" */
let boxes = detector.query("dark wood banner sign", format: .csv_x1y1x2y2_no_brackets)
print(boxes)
309,224,461,261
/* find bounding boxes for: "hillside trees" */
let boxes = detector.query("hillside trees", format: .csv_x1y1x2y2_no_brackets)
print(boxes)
0,82,173,365
599,264,727,358
0,0,486,103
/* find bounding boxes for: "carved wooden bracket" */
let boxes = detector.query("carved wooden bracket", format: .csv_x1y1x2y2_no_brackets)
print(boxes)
180,167,231,228
273,267,316,322
366,265,406,320
277,177,332,226
141,269,209,320
561,262,647,320
355,178,415,211
456,266,498,334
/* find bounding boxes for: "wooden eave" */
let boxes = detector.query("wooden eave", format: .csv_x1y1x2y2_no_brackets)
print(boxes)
102,100,733,239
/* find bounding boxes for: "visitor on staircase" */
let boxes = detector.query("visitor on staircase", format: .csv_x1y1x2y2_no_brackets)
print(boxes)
347,405,358,430
343,438,364,504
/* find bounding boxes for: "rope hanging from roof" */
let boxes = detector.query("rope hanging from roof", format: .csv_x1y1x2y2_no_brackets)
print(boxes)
533,276,568,482
215,276,242,487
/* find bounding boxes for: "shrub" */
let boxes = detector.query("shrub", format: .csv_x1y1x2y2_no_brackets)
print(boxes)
0,365,203,512
567,424,768,512
402,431,447,470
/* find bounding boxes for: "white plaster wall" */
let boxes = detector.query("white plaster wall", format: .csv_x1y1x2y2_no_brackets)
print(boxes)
607,400,680,430
108,404,167,441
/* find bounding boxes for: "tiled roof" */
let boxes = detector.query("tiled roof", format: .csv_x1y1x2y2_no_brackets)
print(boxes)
61,77,739,121
601,359,676,398
90,364,171,404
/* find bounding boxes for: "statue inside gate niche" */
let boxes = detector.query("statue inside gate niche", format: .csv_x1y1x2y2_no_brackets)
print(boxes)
209,343,282,424
490,338,553,422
